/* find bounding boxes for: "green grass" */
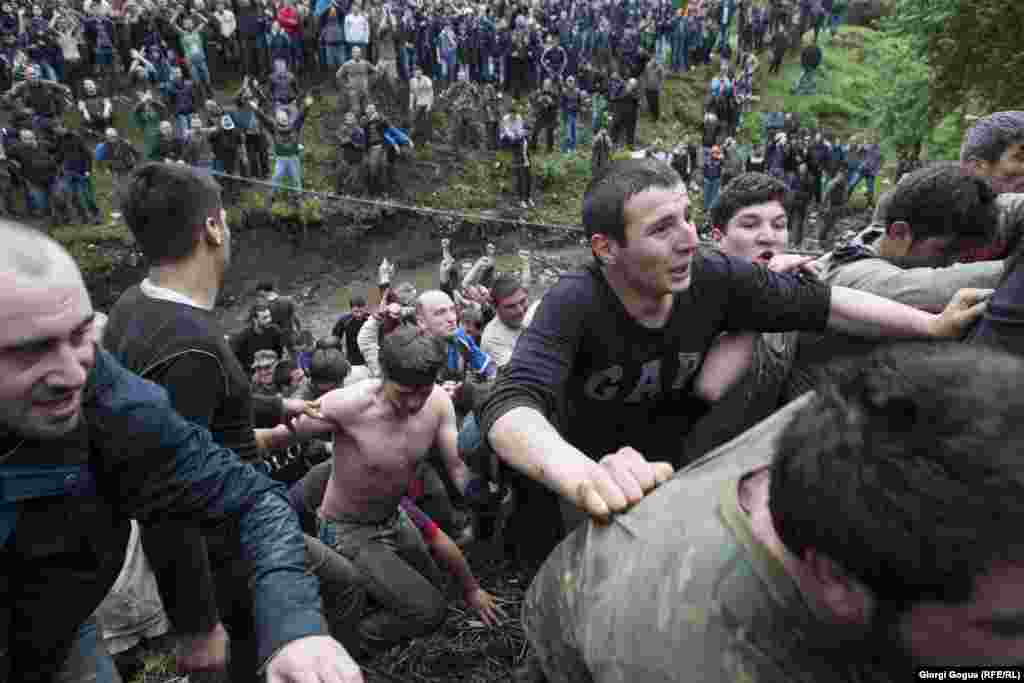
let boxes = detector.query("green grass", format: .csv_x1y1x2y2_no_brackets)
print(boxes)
757,26,877,138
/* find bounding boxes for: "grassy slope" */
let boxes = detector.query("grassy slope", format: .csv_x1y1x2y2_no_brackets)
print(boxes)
50,24,892,281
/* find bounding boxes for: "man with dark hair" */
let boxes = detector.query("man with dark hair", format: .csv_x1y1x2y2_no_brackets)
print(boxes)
257,326,488,648
682,172,799,459
960,110,1024,195
480,274,536,370
479,158,990,565
231,302,286,372
104,163,325,681
957,111,1024,261
331,295,370,369
785,162,1005,399
0,219,360,683
257,280,301,352
521,343,1024,682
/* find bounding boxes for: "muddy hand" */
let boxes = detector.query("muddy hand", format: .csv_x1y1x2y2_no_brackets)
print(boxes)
576,447,674,522
930,288,993,339
466,587,506,627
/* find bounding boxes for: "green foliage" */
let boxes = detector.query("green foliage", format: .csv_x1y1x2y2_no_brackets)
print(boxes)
926,113,968,161
886,0,1024,122
756,29,879,138
867,34,931,154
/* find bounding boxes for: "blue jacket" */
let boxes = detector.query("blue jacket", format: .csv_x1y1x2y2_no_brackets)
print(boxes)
0,347,324,680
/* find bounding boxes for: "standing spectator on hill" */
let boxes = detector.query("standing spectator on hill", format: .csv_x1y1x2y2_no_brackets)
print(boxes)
560,75,581,153
320,6,345,75
502,108,534,209
53,123,102,226
640,52,664,122
344,2,369,62
847,137,882,205
171,8,213,100
408,65,435,144
768,23,787,74
703,143,724,211
592,116,613,179
337,45,377,117
792,41,822,94
7,129,59,225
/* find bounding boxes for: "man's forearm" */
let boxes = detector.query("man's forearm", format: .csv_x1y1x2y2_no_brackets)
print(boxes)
489,406,593,502
827,285,937,339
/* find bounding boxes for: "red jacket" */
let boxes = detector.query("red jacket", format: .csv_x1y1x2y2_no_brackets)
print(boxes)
276,5,300,38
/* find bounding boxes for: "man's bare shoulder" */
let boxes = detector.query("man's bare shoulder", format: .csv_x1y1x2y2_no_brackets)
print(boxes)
319,378,381,424
427,383,456,420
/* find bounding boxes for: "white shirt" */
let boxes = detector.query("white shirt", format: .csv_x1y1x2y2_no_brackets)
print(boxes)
409,74,434,110
216,9,237,37
140,278,212,310
480,300,539,368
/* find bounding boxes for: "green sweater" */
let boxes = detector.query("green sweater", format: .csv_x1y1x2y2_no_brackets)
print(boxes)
134,106,164,161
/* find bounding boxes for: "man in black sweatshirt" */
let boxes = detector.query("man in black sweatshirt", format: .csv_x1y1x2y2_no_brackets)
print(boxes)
103,163,349,681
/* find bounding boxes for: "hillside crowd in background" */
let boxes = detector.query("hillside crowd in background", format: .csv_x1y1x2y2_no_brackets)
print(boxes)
6,0,1024,682
0,0,877,234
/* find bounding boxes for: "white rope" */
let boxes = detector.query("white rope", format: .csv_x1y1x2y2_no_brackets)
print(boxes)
208,169,829,257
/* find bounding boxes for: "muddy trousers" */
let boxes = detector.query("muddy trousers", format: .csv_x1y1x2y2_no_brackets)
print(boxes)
318,509,447,646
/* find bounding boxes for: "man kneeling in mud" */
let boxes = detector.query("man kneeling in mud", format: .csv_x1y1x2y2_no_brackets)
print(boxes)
260,325,493,647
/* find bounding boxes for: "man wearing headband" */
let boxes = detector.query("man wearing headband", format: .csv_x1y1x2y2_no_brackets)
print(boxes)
257,326,490,647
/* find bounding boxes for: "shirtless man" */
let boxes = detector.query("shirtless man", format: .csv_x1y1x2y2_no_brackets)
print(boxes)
260,326,493,646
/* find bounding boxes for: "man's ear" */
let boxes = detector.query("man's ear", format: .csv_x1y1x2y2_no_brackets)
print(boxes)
590,233,618,266
802,548,873,625
710,226,725,243
888,222,913,242
885,220,913,246
963,158,988,179
204,212,225,247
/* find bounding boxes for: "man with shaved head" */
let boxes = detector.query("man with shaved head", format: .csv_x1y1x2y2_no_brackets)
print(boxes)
416,289,496,392
0,219,362,682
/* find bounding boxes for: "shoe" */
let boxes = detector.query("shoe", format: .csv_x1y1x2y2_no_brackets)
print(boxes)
520,200,529,209
528,199,536,207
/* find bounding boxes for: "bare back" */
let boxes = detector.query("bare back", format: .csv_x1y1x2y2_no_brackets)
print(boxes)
318,379,446,521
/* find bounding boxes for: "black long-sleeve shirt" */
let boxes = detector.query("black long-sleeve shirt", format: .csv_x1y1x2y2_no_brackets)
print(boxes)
478,251,831,467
